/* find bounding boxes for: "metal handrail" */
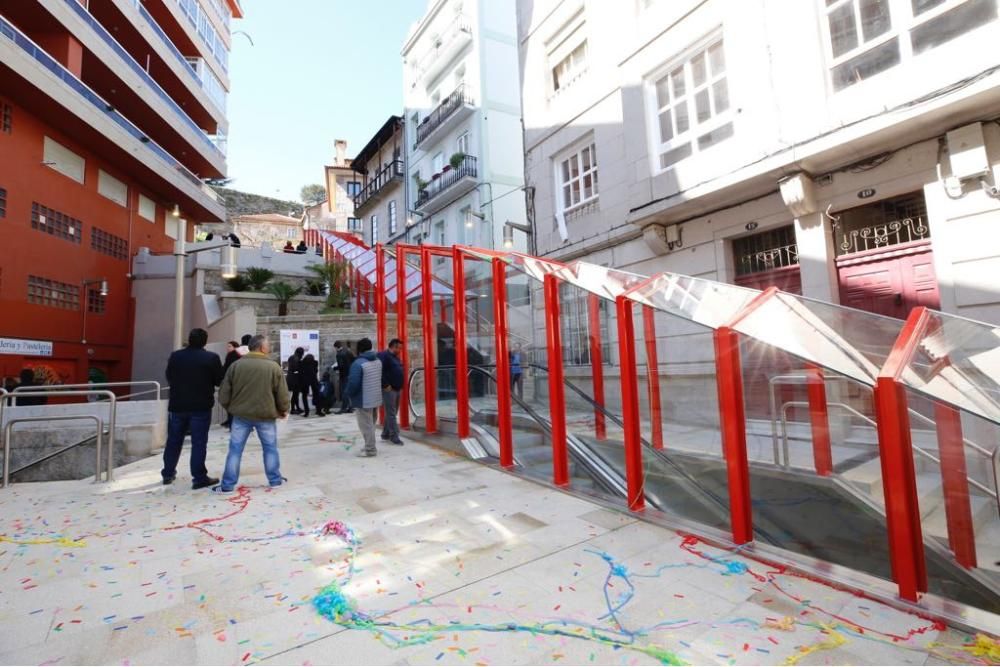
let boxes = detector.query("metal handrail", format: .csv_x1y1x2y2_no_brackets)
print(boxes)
13,381,162,401
0,390,117,484
779,400,998,503
3,415,103,488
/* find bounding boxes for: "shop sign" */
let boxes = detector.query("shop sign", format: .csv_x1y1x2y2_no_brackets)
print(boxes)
0,337,54,357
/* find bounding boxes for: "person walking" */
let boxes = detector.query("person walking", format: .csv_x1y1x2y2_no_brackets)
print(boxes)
161,328,223,489
299,353,321,417
214,335,290,493
346,338,382,457
220,340,241,429
334,341,355,414
377,338,404,446
286,347,304,414
510,343,524,400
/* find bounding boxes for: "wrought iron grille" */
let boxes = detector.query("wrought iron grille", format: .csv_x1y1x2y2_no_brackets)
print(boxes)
834,192,929,256
733,225,799,276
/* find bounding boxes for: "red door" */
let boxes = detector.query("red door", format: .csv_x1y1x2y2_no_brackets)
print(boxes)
836,240,940,319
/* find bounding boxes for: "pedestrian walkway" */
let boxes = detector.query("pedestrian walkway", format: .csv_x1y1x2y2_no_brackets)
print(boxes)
0,415,996,665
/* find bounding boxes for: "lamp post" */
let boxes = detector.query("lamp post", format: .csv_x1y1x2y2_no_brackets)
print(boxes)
80,278,108,344
171,206,239,349
503,220,533,253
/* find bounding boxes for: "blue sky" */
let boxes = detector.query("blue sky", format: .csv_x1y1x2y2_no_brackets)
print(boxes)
225,0,427,200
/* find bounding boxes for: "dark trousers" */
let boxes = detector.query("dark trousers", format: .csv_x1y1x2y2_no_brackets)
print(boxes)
161,410,212,483
337,374,352,411
301,379,320,414
289,383,302,412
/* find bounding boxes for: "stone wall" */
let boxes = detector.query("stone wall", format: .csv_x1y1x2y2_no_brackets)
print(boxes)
203,269,317,296
257,313,424,371
217,292,328,318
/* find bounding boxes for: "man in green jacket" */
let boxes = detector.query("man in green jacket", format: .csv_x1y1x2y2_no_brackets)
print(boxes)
214,335,290,493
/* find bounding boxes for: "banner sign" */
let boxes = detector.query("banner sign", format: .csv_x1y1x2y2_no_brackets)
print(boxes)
0,337,54,357
279,330,320,368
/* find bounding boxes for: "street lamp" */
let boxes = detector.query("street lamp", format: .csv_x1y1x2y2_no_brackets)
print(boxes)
80,278,108,344
171,206,240,349
502,220,533,251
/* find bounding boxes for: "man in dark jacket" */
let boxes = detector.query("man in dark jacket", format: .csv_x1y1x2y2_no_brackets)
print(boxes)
334,341,355,414
286,347,304,414
220,340,241,429
162,328,223,489
298,353,321,417
377,339,404,445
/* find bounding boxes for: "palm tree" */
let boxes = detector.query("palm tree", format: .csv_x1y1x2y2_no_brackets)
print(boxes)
305,260,351,310
267,281,302,316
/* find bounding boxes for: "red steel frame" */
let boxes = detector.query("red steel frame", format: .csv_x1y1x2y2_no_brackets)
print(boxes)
396,246,411,430
615,295,645,511
874,307,930,602
543,274,570,487
934,402,977,568
587,294,606,440
452,248,471,438
643,306,665,450
492,258,514,468
805,364,833,476
420,246,437,433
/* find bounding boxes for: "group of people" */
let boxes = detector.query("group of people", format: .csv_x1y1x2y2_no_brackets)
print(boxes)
281,240,312,254
161,328,406,494
1,369,49,406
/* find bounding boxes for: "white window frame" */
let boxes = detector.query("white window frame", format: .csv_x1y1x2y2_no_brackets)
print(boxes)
645,32,732,174
545,8,588,97
388,200,398,236
371,214,379,243
43,137,85,184
554,138,599,216
456,131,470,156
138,194,156,222
97,169,128,207
820,0,998,91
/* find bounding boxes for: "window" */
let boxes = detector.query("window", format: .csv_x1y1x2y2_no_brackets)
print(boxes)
371,214,379,243
27,275,79,310
649,38,732,171
552,40,588,91
98,170,128,207
388,201,398,235
91,227,128,260
733,225,799,276
432,152,445,174
0,187,6,218
834,191,929,256
346,181,361,197
1,101,11,134
43,137,85,184
138,194,156,222
348,217,362,232
456,132,470,156
823,0,997,90
557,141,599,213
559,283,610,366
87,289,106,314
32,202,82,244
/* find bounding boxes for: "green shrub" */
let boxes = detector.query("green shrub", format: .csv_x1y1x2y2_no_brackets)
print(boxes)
226,274,250,291
245,267,275,291
267,281,303,316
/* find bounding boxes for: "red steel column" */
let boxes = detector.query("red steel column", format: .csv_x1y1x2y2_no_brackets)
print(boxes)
492,258,514,468
713,327,754,545
874,307,930,601
397,249,410,429
934,402,977,568
375,245,387,351
805,364,833,476
420,246,437,433
355,269,362,313
452,248,471,438
643,306,664,450
616,296,645,511
543,274,569,487
587,294,607,440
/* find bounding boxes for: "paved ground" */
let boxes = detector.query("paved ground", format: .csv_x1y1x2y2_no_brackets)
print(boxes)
0,413,997,665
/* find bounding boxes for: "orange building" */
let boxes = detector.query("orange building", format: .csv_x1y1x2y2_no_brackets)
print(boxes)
0,0,242,386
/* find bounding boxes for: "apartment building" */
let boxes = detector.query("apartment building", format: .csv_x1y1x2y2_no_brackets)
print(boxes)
306,139,362,237
353,115,406,246
518,0,1000,325
0,0,242,385
402,0,528,255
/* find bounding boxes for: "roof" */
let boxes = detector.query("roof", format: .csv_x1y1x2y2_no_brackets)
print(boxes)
352,115,404,172
233,213,302,226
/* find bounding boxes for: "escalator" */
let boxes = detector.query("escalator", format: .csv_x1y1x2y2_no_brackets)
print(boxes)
410,364,1000,614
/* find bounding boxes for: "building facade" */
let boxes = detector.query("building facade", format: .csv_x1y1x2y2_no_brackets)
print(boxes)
402,0,528,255
518,0,1000,327
311,139,362,237
353,115,406,246
0,0,242,386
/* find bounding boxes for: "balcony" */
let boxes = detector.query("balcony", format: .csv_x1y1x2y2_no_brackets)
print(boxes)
416,14,472,87
414,84,474,150
354,160,404,214
61,0,225,163
0,14,221,217
414,155,478,211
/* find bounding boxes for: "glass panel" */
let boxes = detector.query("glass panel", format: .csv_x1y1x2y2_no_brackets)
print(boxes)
911,0,998,54
708,41,725,75
690,52,706,86
433,257,457,421
712,79,729,113
696,122,733,150
912,0,947,13
695,89,711,123
658,109,673,142
581,146,592,170
655,75,670,107
831,36,900,90
583,174,593,200
404,252,426,416
670,67,686,98
828,2,860,57
859,0,893,40
675,101,690,134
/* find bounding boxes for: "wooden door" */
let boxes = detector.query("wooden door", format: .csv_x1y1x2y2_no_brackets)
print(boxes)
836,240,940,319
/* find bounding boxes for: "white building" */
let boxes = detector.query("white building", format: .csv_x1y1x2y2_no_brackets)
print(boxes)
518,0,1000,325
402,0,528,254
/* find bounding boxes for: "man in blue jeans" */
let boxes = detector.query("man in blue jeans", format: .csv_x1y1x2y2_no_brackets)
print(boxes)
161,328,224,489
214,335,290,493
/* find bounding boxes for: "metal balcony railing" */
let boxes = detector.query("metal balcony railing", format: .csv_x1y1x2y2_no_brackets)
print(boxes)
415,84,472,148
62,0,225,160
354,160,405,210
0,15,204,187
414,155,478,209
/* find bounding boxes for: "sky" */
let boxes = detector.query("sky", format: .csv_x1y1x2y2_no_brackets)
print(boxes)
225,0,428,201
